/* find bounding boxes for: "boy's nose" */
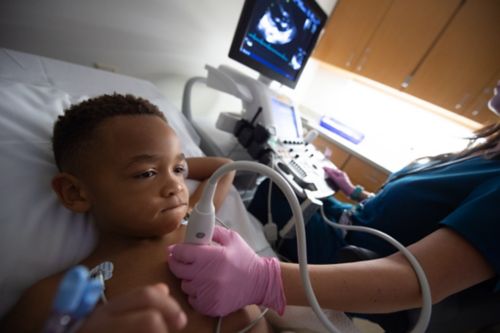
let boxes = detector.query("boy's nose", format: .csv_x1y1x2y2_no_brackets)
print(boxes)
161,178,183,197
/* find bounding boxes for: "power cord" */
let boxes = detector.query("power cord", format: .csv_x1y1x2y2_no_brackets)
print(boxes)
263,155,278,244
215,308,269,333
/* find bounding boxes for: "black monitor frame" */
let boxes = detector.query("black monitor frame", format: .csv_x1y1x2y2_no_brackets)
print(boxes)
229,0,327,89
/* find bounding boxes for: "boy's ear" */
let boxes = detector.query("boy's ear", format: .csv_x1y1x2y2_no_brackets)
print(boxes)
51,173,91,213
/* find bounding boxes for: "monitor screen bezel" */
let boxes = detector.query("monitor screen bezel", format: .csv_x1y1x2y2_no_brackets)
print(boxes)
229,0,327,89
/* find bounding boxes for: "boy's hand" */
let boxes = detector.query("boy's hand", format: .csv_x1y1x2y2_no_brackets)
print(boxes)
323,166,356,196
78,284,186,333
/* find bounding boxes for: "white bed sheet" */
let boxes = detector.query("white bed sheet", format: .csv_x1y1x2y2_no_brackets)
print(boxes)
0,48,359,333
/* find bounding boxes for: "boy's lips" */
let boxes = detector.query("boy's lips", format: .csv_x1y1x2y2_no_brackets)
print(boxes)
161,202,188,213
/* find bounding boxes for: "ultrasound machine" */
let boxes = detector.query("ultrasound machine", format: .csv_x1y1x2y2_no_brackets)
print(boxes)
183,0,334,220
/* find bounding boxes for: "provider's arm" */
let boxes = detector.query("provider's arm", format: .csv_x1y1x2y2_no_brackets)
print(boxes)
281,227,494,313
169,227,494,316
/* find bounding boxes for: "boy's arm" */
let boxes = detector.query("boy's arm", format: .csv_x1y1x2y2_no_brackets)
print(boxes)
0,274,62,333
186,157,235,212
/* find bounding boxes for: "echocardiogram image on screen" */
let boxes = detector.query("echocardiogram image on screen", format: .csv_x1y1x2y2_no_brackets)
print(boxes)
229,0,327,88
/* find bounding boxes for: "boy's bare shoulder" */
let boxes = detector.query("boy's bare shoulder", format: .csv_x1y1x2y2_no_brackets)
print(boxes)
1,271,64,333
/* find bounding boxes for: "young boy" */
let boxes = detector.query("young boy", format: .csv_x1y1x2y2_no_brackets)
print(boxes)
1,94,272,332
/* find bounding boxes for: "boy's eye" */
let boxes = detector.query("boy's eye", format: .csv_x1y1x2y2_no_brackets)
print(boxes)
135,170,157,179
174,164,188,178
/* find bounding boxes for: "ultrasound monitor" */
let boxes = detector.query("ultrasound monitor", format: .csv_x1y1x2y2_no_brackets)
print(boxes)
229,0,327,89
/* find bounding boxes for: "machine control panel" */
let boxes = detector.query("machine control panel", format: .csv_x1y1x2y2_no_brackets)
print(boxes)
269,138,336,200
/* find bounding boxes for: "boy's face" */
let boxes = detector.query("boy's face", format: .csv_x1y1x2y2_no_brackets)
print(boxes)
80,115,189,238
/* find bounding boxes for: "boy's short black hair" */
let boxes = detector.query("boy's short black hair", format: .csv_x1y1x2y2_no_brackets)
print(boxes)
52,93,167,172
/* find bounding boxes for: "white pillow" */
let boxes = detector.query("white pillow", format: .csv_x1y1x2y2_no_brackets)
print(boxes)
0,81,98,317
0,48,215,319
0,79,205,318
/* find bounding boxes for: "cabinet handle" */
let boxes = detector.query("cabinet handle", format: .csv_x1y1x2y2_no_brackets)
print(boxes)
454,93,471,110
356,48,371,72
365,174,380,183
323,146,333,159
401,75,413,89
345,53,356,68
469,86,494,116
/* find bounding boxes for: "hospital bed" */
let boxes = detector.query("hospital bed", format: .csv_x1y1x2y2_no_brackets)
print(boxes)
0,48,360,333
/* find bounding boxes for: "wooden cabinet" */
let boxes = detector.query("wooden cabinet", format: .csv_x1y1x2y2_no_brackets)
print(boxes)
312,134,390,203
314,0,393,71
312,135,350,168
314,0,500,125
405,0,500,118
343,155,389,194
315,0,463,89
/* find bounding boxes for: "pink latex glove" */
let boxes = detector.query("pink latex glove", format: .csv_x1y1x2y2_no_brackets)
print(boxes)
323,166,356,196
168,226,286,317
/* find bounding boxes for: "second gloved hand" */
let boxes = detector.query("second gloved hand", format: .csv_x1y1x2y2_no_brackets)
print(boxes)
168,226,286,317
323,166,356,196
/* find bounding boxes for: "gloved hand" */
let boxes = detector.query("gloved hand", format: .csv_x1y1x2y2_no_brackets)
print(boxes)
168,226,286,317
323,166,356,196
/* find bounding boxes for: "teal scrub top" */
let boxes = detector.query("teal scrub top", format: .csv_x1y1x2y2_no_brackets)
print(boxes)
349,156,500,276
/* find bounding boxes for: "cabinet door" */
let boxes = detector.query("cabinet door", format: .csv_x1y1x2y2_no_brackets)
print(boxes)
405,0,500,115
461,72,500,125
313,0,393,70
312,135,350,168
311,135,389,190
335,155,390,203
342,156,389,194
352,0,463,89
